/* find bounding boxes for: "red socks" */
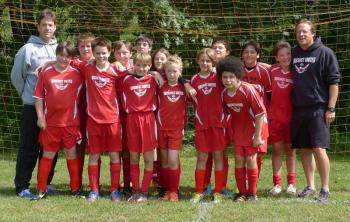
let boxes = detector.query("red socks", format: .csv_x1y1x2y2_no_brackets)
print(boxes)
214,170,224,193
223,155,229,188
234,167,247,194
97,158,101,188
88,165,99,192
130,164,140,193
204,154,213,187
66,158,81,192
141,169,153,193
122,157,131,187
37,157,54,192
287,172,296,185
273,174,282,186
78,156,85,186
247,168,259,195
110,162,121,192
168,168,180,192
195,169,206,193
160,167,169,190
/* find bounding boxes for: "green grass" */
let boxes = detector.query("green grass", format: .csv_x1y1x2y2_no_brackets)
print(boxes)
1,147,350,222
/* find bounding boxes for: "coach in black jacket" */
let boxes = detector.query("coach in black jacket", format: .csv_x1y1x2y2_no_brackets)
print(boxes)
291,18,340,203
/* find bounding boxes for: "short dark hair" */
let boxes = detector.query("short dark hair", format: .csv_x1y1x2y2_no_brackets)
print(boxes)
92,37,112,52
212,39,231,52
135,34,153,48
241,40,261,57
112,40,132,52
37,8,56,25
216,56,243,79
56,41,76,57
272,41,291,57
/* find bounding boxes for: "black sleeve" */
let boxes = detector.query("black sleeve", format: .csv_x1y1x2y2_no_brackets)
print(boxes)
325,48,341,85
178,76,188,85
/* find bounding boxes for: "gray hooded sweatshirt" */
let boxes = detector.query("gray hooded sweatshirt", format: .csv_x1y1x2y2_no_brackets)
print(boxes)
11,35,57,105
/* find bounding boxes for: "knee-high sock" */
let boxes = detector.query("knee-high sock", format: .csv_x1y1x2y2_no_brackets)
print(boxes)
66,158,80,192
168,168,180,192
141,169,153,193
195,169,206,193
77,156,85,187
214,170,225,193
160,167,169,190
88,165,99,192
235,167,247,194
37,157,53,192
130,164,140,193
247,168,259,195
110,162,121,192
97,158,101,188
223,155,229,188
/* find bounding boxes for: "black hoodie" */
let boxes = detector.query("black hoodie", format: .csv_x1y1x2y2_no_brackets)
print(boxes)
291,37,340,108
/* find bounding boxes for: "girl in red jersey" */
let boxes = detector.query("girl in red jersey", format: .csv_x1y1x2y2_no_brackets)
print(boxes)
268,41,297,195
112,40,134,196
190,48,226,204
241,40,272,179
204,39,232,195
32,42,83,200
158,55,187,202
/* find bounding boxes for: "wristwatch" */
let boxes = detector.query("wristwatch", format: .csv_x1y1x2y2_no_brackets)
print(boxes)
327,107,336,112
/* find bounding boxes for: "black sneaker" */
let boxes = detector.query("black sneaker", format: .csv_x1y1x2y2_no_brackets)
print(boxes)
233,193,247,202
315,188,330,203
246,194,258,202
71,186,84,198
30,192,46,201
298,186,316,198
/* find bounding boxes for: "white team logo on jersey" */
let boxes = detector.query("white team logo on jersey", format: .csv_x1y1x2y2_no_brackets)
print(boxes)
130,84,151,97
198,82,216,95
293,57,315,74
51,79,73,90
227,103,243,112
92,76,109,88
274,77,293,89
163,91,184,103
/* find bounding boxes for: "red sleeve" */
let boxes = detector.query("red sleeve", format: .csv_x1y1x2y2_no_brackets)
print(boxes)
259,64,272,93
33,71,45,99
247,85,265,117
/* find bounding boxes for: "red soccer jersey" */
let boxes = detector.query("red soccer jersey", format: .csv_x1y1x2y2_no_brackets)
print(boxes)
122,74,158,113
157,82,187,131
222,81,268,146
268,64,293,124
33,64,83,127
242,63,271,107
80,63,125,124
190,72,225,130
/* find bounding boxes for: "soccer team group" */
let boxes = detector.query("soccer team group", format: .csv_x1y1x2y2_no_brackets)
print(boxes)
11,9,338,204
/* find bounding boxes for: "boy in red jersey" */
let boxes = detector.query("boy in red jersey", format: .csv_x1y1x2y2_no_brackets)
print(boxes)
268,41,296,195
80,37,125,202
217,56,268,201
158,55,187,202
190,48,226,204
241,40,271,178
32,42,83,200
122,53,158,202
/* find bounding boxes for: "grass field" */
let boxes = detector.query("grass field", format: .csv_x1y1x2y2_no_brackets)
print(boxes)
1,147,350,222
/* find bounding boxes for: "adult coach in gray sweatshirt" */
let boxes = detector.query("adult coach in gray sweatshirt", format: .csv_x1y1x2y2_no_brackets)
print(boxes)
11,9,58,197
291,18,340,203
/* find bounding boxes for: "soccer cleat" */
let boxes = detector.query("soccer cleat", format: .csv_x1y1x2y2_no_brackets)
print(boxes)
30,192,46,201
298,186,316,198
71,186,84,198
213,192,223,204
17,189,34,199
204,184,212,195
190,193,204,204
168,192,179,202
46,185,57,194
315,188,330,203
136,192,148,202
269,185,282,195
127,193,140,202
246,194,258,202
86,191,99,202
110,190,123,202
286,184,297,195
220,188,233,196
233,193,247,202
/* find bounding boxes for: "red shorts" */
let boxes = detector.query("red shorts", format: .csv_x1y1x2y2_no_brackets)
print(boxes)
86,118,122,154
39,126,81,152
195,127,226,153
268,119,291,144
235,140,267,156
158,129,184,150
127,112,157,153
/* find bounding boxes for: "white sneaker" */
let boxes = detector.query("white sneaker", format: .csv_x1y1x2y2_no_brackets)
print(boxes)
269,185,282,195
286,184,297,195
